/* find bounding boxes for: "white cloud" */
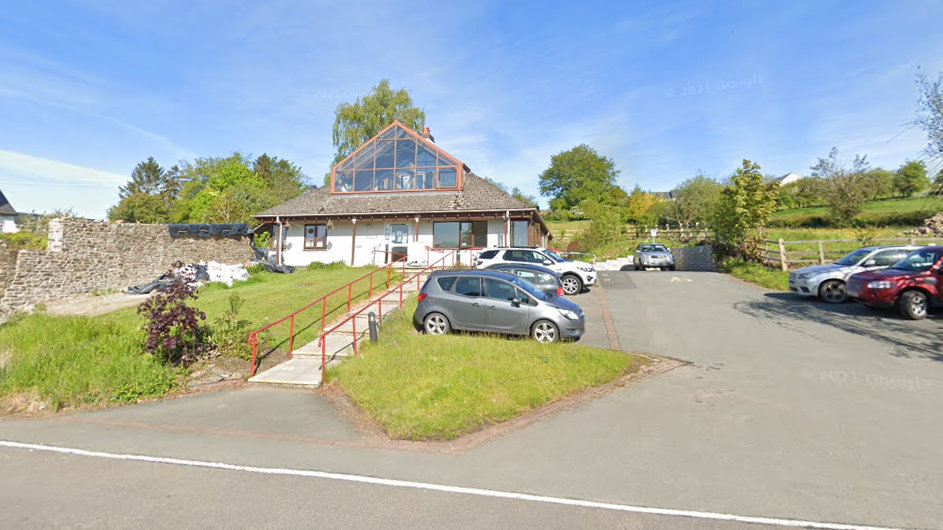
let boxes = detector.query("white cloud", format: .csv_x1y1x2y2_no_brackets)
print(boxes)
0,150,124,218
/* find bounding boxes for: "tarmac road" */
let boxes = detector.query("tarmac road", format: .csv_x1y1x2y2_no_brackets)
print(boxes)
0,270,940,529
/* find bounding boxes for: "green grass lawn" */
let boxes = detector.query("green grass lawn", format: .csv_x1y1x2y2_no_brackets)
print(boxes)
722,259,789,292
0,266,400,412
771,196,941,227
327,298,650,441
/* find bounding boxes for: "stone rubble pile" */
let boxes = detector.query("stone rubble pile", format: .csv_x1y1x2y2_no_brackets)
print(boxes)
905,212,943,236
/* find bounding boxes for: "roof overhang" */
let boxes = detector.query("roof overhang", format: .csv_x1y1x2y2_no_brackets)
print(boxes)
254,208,551,236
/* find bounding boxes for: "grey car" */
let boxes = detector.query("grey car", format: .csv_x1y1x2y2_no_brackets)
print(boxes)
634,243,676,271
484,263,565,296
789,245,921,303
414,269,585,343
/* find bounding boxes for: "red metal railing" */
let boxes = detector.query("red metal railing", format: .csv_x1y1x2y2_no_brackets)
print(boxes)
247,257,407,376
425,246,482,268
317,250,456,375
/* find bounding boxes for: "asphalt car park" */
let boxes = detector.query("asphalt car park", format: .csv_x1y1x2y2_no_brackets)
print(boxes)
593,269,942,528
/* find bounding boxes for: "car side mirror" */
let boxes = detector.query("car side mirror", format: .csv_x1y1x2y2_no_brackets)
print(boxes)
511,297,522,307
863,259,876,267
543,259,552,265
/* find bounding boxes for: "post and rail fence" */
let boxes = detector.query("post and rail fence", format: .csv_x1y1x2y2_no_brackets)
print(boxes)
763,237,943,272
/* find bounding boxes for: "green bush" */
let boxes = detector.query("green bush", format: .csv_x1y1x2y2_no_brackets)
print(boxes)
306,261,348,271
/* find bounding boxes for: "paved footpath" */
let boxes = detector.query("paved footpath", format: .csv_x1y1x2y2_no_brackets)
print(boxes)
1,271,940,529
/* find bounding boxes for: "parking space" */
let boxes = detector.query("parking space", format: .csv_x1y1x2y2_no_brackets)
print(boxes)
574,269,943,527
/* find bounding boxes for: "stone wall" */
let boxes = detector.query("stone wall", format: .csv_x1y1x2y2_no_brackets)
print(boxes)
673,245,719,272
0,219,253,311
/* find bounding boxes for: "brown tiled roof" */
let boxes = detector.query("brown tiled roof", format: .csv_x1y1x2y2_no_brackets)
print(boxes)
255,173,534,218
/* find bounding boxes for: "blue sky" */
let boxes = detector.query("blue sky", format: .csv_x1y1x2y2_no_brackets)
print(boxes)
1,0,942,218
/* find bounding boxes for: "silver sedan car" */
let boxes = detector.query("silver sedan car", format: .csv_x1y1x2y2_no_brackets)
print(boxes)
414,270,585,343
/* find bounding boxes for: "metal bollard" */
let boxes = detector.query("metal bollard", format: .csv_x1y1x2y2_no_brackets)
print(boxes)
368,312,378,344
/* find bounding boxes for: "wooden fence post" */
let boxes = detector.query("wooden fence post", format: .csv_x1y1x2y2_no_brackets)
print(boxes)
818,241,825,264
778,239,788,272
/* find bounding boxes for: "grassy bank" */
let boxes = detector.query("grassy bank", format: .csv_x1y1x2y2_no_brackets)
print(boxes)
0,266,399,412
770,197,940,228
722,259,789,292
328,299,649,440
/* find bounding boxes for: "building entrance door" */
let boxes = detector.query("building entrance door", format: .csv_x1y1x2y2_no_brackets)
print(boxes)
387,223,409,263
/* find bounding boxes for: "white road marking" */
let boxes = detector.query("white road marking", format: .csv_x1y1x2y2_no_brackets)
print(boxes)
670,277,693,283
0,440,903,530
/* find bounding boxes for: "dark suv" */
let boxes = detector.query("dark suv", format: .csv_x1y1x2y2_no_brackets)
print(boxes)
847,246,943,320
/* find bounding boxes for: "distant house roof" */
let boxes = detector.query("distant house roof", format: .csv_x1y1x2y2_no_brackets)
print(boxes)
770,172,804,185
654,190,677,200
0,189,16,216
256,172,541,221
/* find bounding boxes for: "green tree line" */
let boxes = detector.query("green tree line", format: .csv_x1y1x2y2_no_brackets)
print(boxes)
108,153,310,224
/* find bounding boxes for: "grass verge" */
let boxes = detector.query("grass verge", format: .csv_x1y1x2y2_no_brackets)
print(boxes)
327,298,650,441
722,259,789,291
0,266,401,412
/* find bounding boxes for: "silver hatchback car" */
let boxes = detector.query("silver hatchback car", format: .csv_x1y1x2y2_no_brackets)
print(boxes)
414,270,585,343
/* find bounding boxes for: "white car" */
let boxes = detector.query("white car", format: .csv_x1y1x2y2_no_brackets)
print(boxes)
789,245,920,303
475,247,596,295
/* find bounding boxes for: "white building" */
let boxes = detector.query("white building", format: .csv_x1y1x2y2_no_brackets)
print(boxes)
0,189,18,233
772,172,804,186
254,122,551,267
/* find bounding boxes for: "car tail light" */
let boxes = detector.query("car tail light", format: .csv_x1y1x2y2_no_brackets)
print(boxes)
417,293,428,302
557,287,564,296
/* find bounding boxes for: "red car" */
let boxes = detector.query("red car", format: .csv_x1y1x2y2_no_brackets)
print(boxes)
846,246,943,320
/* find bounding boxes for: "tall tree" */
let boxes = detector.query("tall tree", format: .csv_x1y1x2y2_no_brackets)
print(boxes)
664,173,722,226
711,160,778,259
893,160,929,198
917,69,943,159
110,157,176,222
253,153,308,204
624,186,661,225
332,79,425,165
119,157,165,198
538,144,619,211
860,168,895,201
810,147,871,225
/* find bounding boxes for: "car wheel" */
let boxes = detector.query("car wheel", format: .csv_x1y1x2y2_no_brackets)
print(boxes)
561,274,582,295
634,264,641,271
668,265,676,271
531,320,559,343
898,291,928,320
423,313,451,335
818,280,847,304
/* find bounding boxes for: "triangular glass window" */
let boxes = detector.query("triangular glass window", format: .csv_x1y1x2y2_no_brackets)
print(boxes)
417,144,437,166
332,122,464,193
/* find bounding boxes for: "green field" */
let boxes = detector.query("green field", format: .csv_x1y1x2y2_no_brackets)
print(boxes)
0,266,399,412
328,298,649,441
770,196,941,228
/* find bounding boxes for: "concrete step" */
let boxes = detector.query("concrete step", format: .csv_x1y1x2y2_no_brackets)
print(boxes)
248,357,324,387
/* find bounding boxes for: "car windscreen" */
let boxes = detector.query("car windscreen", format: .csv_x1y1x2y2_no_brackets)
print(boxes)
543,250,567,263
639,244,668,252
890,249,943,272
506,275,547,301
835,249,871,266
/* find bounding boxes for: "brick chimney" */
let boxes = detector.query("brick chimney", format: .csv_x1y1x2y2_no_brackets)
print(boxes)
421,126,435,143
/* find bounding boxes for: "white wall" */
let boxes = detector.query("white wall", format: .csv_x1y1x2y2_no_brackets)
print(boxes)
273,218,537,268
0,216,18,234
